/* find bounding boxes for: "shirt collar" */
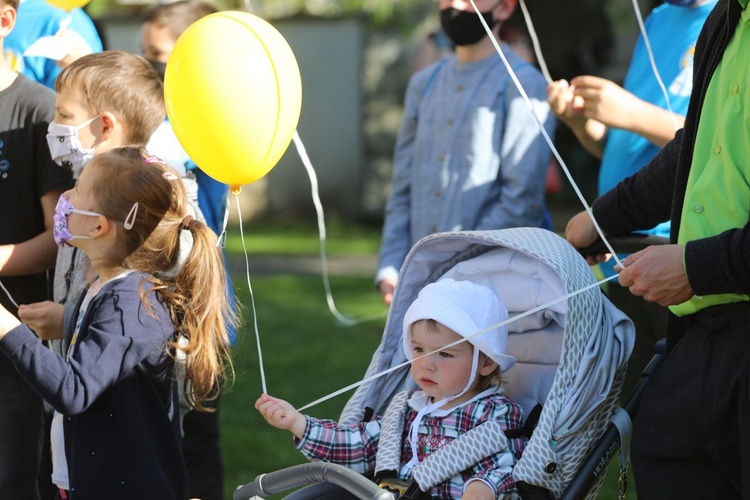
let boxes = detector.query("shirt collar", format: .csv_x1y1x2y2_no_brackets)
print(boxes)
406,386,503,416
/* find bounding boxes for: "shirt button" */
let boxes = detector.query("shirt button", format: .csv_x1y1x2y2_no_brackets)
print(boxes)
694,205,704,213
438,153,445,162
446,119,453,126
434,190,441,197
714,146,721,154
733,85,740,94
430,226,437,233
456,84,463,91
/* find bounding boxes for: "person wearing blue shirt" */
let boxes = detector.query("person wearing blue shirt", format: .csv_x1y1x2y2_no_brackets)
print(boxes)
4,0,103,89
376,0,555,306
547,0,716,396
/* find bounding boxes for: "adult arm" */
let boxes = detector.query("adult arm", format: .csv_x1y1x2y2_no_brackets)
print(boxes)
0,189,64,276
684,223,750,297
571,75,684,148
476,68,554,230
592,129,684,237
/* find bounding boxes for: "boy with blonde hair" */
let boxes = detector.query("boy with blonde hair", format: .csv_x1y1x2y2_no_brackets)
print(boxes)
20,50,165,334
0,0,74,496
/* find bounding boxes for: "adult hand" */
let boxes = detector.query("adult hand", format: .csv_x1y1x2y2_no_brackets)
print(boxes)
565,210,608,265
615,245,694,306
378,277,397,306
570,75,645,131
18,301,64,340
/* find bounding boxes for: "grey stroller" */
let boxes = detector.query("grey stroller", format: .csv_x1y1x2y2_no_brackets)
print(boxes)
235,227,635,499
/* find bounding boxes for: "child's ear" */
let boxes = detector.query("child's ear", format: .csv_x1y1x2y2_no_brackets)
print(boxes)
0,4,16,36
89,215,110,238
478,354,499,377
99,112,118,141
493,0,517,23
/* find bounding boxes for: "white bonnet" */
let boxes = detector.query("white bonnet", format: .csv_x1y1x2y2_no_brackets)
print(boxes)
402,278,516,373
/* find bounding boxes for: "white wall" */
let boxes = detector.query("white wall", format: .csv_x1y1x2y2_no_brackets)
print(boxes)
100,16,365,219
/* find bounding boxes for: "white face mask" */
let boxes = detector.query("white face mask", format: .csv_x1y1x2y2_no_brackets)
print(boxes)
46,115,99,179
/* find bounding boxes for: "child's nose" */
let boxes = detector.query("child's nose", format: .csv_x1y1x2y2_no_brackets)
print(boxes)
421,354,438,370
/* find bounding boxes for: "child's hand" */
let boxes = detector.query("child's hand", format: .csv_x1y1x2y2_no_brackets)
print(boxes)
18,301,64,340
461,480,495,500
255,394,306,439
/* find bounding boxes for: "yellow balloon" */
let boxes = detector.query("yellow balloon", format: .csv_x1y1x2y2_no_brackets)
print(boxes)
164,12,302,188
44,0,91,10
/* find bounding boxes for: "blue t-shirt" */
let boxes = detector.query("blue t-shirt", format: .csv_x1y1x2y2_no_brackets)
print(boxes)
599,1,716,201
4,0,103,89
598,1,715,275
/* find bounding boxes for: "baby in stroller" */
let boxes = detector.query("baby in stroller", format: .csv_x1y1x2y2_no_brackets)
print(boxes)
257,278,525,498
242,228,635,499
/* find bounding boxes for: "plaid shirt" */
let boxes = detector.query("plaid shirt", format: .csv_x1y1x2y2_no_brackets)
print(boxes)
295,389,525,498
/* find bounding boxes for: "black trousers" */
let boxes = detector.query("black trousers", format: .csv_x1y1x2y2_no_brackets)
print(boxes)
631,302,750,499
183,399,224,500
606,283,668,399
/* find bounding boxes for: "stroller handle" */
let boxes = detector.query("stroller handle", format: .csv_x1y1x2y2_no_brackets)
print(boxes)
579,234,669,257
232,462,394,500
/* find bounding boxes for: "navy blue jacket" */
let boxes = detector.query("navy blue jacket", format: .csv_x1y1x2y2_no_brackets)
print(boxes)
0,272,188,499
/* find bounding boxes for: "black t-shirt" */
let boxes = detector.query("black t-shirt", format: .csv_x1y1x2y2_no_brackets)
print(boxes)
0,74,74,313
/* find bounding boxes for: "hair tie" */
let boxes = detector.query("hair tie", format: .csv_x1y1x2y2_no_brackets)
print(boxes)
181,215,194,230
162,171,178,181
145,155,163,165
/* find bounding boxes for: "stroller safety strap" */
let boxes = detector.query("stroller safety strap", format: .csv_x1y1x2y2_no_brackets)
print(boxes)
610,407,631,466
412,418,509,490
375,391,411,474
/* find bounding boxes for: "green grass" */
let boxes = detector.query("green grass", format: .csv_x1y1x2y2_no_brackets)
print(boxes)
220,272,386,498
225,217,383,255
219,219,634,499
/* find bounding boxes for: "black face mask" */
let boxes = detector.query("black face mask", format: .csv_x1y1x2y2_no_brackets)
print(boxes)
147,59,167,82
440,7,497,47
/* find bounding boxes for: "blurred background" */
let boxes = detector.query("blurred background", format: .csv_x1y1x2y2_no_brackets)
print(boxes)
83,0,664,231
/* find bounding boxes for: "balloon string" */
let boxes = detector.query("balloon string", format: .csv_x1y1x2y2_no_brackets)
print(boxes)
467,0,623,270
215,194,231,249
518,0,552,84
297,273,619,412
234,193,267,394
292,131,388,327
0,279,19,309
630,0,679,132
